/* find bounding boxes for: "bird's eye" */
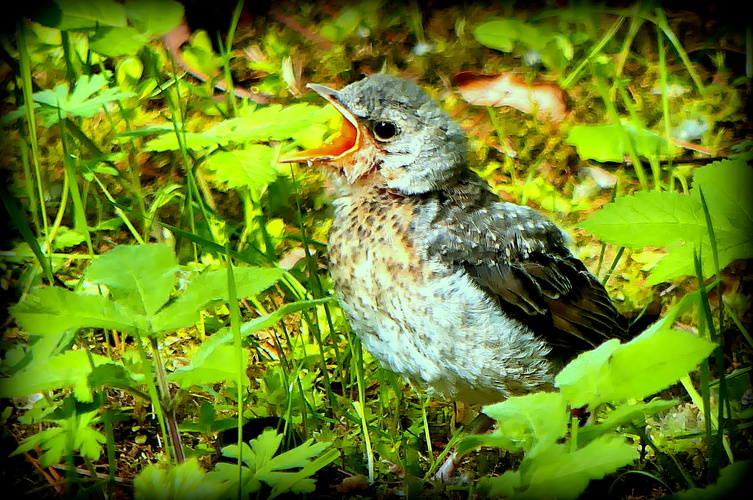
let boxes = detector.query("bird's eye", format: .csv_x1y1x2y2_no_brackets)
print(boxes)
373,121,399,141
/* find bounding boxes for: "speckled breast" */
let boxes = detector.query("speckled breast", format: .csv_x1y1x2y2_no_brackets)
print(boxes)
326,192,553,404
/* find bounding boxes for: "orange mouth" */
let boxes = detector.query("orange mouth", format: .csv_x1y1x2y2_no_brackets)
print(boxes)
279,84,360,163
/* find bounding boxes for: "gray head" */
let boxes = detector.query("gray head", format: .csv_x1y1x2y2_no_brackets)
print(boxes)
280,74,468,195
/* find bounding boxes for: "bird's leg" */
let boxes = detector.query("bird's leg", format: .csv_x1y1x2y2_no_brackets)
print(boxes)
434,412,495,481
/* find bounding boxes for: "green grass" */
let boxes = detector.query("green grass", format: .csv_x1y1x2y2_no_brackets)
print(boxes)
1,1,751,498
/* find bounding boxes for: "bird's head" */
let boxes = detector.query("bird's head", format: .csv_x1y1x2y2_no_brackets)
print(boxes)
279,74,468,195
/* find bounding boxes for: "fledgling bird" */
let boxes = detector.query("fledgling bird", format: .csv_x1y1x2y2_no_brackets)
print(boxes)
280,73,627,406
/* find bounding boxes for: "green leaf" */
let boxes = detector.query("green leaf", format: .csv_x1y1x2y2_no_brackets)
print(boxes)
212,429,338,499
519,435,638,499
582,159,753,284
125,0,184,36
54,0,127,30
579,191,705,248
151,267,283,332
204,147,278,191
87,363,138,392
32,74,135,126
557,319,716,407
566,123,675,162
691,159,753,243
552,339,621,407
89,26,149,57
86,244,177,316
135,458,229,500
576,399,678,446
473,18,572,71
10,287,149,335
473,19,522,52
12,410,105,467
481,391,568,457
167,341,249,388
0,350,112,400
144,131,223,151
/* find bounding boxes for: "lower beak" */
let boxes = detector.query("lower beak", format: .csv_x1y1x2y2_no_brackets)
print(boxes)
279,84,360,163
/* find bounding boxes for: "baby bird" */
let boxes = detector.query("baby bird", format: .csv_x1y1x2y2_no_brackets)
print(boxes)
280,74,626,406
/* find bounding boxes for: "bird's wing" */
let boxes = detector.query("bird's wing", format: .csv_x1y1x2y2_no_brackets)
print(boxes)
427,199,627,354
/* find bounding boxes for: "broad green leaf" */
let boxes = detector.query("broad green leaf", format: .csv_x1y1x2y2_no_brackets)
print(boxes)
167,343,249,387
473,19,522,52
520,435,638,499
579,191,705,248
135,458,229,500
86,244,177,316
90,26,148,57
481,391,568,457
10,287,149,335
125,0,184,36
474,19,572,71
54,0,127,30
566,123,675,162
553,339,621,407
0,350,113,400
557,319,716,406
143,104,334,151
87,363,138,392
691,159,753,241
582,160,753,284
151,267,283,332
204,147,278,190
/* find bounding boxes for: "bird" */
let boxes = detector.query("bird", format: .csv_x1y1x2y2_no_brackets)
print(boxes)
279,73,627,408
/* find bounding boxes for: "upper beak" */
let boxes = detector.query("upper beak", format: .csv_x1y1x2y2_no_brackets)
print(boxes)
278,83,360,163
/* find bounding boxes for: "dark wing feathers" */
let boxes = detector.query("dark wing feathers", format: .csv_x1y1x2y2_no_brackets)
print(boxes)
428,196,628,356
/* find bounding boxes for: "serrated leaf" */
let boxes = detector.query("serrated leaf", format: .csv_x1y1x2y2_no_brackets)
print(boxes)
151,267,283,332
579,191,705,248
0,350,112,400
32,74,135,126
520,435,638,499
557,320,716,406
134,458,229,500
553,339,621,407
144,131,224,151
481,391,568,457
212,429,337,499
204,147,277,190
582,159,753,284
11,410,104,467
86,244,177,316
691,159,753,231
10,287,149,335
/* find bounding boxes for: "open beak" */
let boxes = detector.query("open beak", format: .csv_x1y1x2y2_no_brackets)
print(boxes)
279,84,360,163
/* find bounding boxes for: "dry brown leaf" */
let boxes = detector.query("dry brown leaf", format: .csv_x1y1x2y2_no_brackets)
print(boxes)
454,71,569,122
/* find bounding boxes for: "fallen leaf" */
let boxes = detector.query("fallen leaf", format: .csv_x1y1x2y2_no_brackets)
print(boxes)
454,71,568,122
